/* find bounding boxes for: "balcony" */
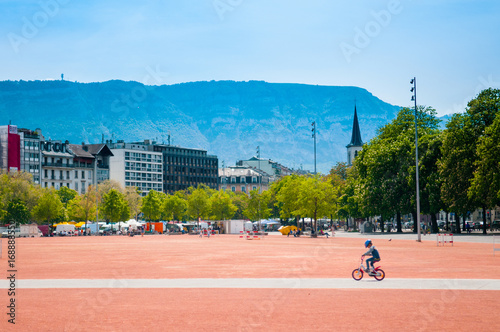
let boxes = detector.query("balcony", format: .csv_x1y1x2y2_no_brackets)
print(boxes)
47,176,65,180
42,162,74,168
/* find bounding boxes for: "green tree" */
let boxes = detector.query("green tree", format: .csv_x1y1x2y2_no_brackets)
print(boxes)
230,191,249,220
295,175,334,235
0,171,40,216
338,158,365,230
466,88,500,234
409,132,444,233
438,113,475,233
3,199,30,225
100,189,130,224
163,192,188,221
244,189,271,229
354,106,440,233
141,190,163,222
469,114,500,230
209,190,237,221
125,187,142,220
187,185,212,227
98,179,124,198
67,187,97,225
33,188,64,225
57,186,78,208
274,175,303,226
329,162,348,181
440,89,500,234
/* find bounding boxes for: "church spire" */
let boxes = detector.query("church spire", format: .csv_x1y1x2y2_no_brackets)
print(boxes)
347,105,363,147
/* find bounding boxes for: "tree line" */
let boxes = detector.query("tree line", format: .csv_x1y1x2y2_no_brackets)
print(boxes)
1,88,498,235
340,88,500,234
0,168,347,229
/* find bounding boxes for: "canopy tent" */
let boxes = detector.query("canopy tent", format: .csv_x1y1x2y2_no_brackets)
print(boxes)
126,219,144,226
52,222,71,227
111,222,129,230
74,222,86,228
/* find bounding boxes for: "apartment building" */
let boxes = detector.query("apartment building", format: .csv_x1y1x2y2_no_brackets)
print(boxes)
219,166,270,193
153,143,219,194
236,157,292,181
0,125,21,173
107,140,163,196
18,127,41,184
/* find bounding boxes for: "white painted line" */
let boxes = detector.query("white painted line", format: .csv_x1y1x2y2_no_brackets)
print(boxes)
1,278,500,290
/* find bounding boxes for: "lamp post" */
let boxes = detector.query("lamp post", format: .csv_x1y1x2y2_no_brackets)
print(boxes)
311,121,316,174
411,77,421,242
95,157,99,236
256,145,261,232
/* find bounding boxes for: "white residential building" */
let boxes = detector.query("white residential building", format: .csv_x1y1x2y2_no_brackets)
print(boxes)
108,141,163,196
219,166,270,193
236,157,292,181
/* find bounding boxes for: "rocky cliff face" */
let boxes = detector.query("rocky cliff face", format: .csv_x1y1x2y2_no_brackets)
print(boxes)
0,79,401,173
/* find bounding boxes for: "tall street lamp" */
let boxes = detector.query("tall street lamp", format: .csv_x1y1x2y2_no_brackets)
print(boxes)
311,121,316,174
256,145,261,232
411,77,421,242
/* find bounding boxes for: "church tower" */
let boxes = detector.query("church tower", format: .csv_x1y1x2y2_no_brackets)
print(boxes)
346,105,363,166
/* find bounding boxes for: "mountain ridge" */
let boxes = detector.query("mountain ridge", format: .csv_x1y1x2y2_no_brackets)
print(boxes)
1,79,402,173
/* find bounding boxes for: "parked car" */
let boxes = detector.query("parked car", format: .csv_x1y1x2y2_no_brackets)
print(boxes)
474,222,490,230
491,220,500,231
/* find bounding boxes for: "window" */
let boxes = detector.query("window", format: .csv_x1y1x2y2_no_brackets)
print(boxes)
242,186,246,193
75,171,78,179
253,186,257,191
75,182,78,191
231,186,236,192
231,177,236,183
82,171,85,179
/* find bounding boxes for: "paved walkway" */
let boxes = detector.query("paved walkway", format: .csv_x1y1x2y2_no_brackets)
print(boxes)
2,278,500,290
268,230,500,243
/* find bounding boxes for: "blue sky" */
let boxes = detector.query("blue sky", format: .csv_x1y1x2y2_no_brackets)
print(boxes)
1,0,499,116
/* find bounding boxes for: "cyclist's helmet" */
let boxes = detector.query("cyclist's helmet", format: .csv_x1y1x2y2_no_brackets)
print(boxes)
364,239,372,248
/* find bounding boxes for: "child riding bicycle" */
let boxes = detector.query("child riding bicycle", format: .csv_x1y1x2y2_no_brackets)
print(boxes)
362,239,380,275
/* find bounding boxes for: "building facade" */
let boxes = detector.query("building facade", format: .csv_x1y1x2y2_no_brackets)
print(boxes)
152,143,219,194
219,166,270,193
1,125,114,193
19,127,41,184
0,125,21,173
236,157,292,181
40,140,99,194
84,144,113,183
41,140,76,191
108,140,163,196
